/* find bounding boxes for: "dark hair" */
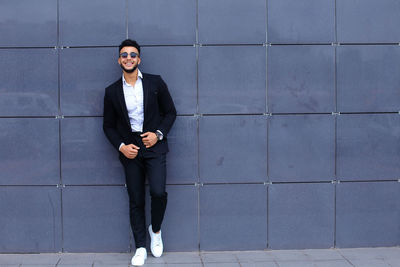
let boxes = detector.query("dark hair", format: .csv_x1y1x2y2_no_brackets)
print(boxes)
119,39,141,55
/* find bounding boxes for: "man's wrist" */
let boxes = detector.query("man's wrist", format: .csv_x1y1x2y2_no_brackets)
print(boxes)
155,130,163,141
119,143,125,151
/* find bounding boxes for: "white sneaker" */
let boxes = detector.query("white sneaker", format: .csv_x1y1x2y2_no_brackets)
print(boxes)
131,247,147,266
148,224,163,257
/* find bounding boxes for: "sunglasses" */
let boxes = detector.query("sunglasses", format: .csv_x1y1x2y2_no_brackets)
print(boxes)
120,52,138,59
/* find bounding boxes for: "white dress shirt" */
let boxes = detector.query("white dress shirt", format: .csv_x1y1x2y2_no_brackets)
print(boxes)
122,69,144,132
119,70,144,151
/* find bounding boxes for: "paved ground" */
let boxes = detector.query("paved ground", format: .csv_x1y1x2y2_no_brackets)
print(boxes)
0,247,399,267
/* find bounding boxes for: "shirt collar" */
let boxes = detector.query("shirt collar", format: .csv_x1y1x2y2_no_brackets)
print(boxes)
122,69,143,86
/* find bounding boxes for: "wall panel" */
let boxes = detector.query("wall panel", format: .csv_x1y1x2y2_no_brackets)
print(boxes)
337,0,400,43
198,46,266,114
268,0,335,43
145,185,199,251
128,0,196,45
62,186,130,252
336,182,400,247
199,115,267,183
61,118,124,185
337,45,400,112
165,116,198,184
0,186,62,252
268,46,335,113
0,0,57,47
140,46,197,115
198,0,266,44
337,114,400,181
59,0,126,46
269,115,335,182
200,184,267,250
60,48,120,116
0,118,59,185
269,183,335,249
0,49,58,116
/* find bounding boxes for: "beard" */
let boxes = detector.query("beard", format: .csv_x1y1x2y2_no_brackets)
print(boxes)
120,64,138,73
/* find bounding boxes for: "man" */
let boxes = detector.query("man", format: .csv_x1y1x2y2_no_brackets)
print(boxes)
103,39,176,266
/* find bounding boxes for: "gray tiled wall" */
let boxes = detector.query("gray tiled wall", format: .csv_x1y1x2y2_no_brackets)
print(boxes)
0,0,399,252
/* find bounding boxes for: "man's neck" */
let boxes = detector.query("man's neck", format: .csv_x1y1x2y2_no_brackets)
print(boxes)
123,69,138,85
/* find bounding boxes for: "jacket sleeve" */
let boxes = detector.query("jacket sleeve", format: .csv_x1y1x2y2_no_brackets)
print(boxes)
103,88,123,151
157,76,177,136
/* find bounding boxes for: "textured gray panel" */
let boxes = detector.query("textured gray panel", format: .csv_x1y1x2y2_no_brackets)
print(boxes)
62,186,130,252
0,0,57,47
198,0,266,44
61,118,124,185
337,0,400,43
145,185,198,251
0,118,59,185
200,184,267,250
337,46,400,112
59,0,125,46
336,182,400,247
0,186,61,252
337,114,400,180
269,115,335,182
199,46,266,114
268,0,335,43
269,183,335,249
140,46,197,115
199,116,267,183
128,0,196,45
268,46,335,113
60,48,120,116
0,49,58,116
166,116,198,184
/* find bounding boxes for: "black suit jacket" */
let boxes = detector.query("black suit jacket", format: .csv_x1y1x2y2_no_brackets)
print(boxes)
103,73,176,154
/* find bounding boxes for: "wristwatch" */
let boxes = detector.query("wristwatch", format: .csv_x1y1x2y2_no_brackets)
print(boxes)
156,130,164,141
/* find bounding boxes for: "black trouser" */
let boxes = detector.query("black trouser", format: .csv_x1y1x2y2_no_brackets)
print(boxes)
121,133,168,249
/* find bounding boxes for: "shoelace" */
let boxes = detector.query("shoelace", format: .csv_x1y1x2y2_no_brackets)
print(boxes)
154,235,162,246
135,249,146,258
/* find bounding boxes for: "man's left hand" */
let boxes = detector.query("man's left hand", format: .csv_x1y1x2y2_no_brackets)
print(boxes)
141,132,158,148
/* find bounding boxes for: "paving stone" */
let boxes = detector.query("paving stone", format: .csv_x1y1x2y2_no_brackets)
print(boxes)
385,258,400,267
235,251,275,262
146,264,202,267
154,252,201,264
348,258,392,267
58,253,96,264
338,247,400,260
275,261,314,267
0,254,60,265
201,252,238,263
240,262,278,267
302,249,344,261
312,260,353,267
92,253,131,264
203,263,241,267
269,250,310,261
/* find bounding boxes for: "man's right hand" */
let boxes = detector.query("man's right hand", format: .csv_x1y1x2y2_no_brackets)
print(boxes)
120,144,140,159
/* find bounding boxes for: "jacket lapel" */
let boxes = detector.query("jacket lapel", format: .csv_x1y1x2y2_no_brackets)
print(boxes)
116,78,131,128
142,73,150,117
